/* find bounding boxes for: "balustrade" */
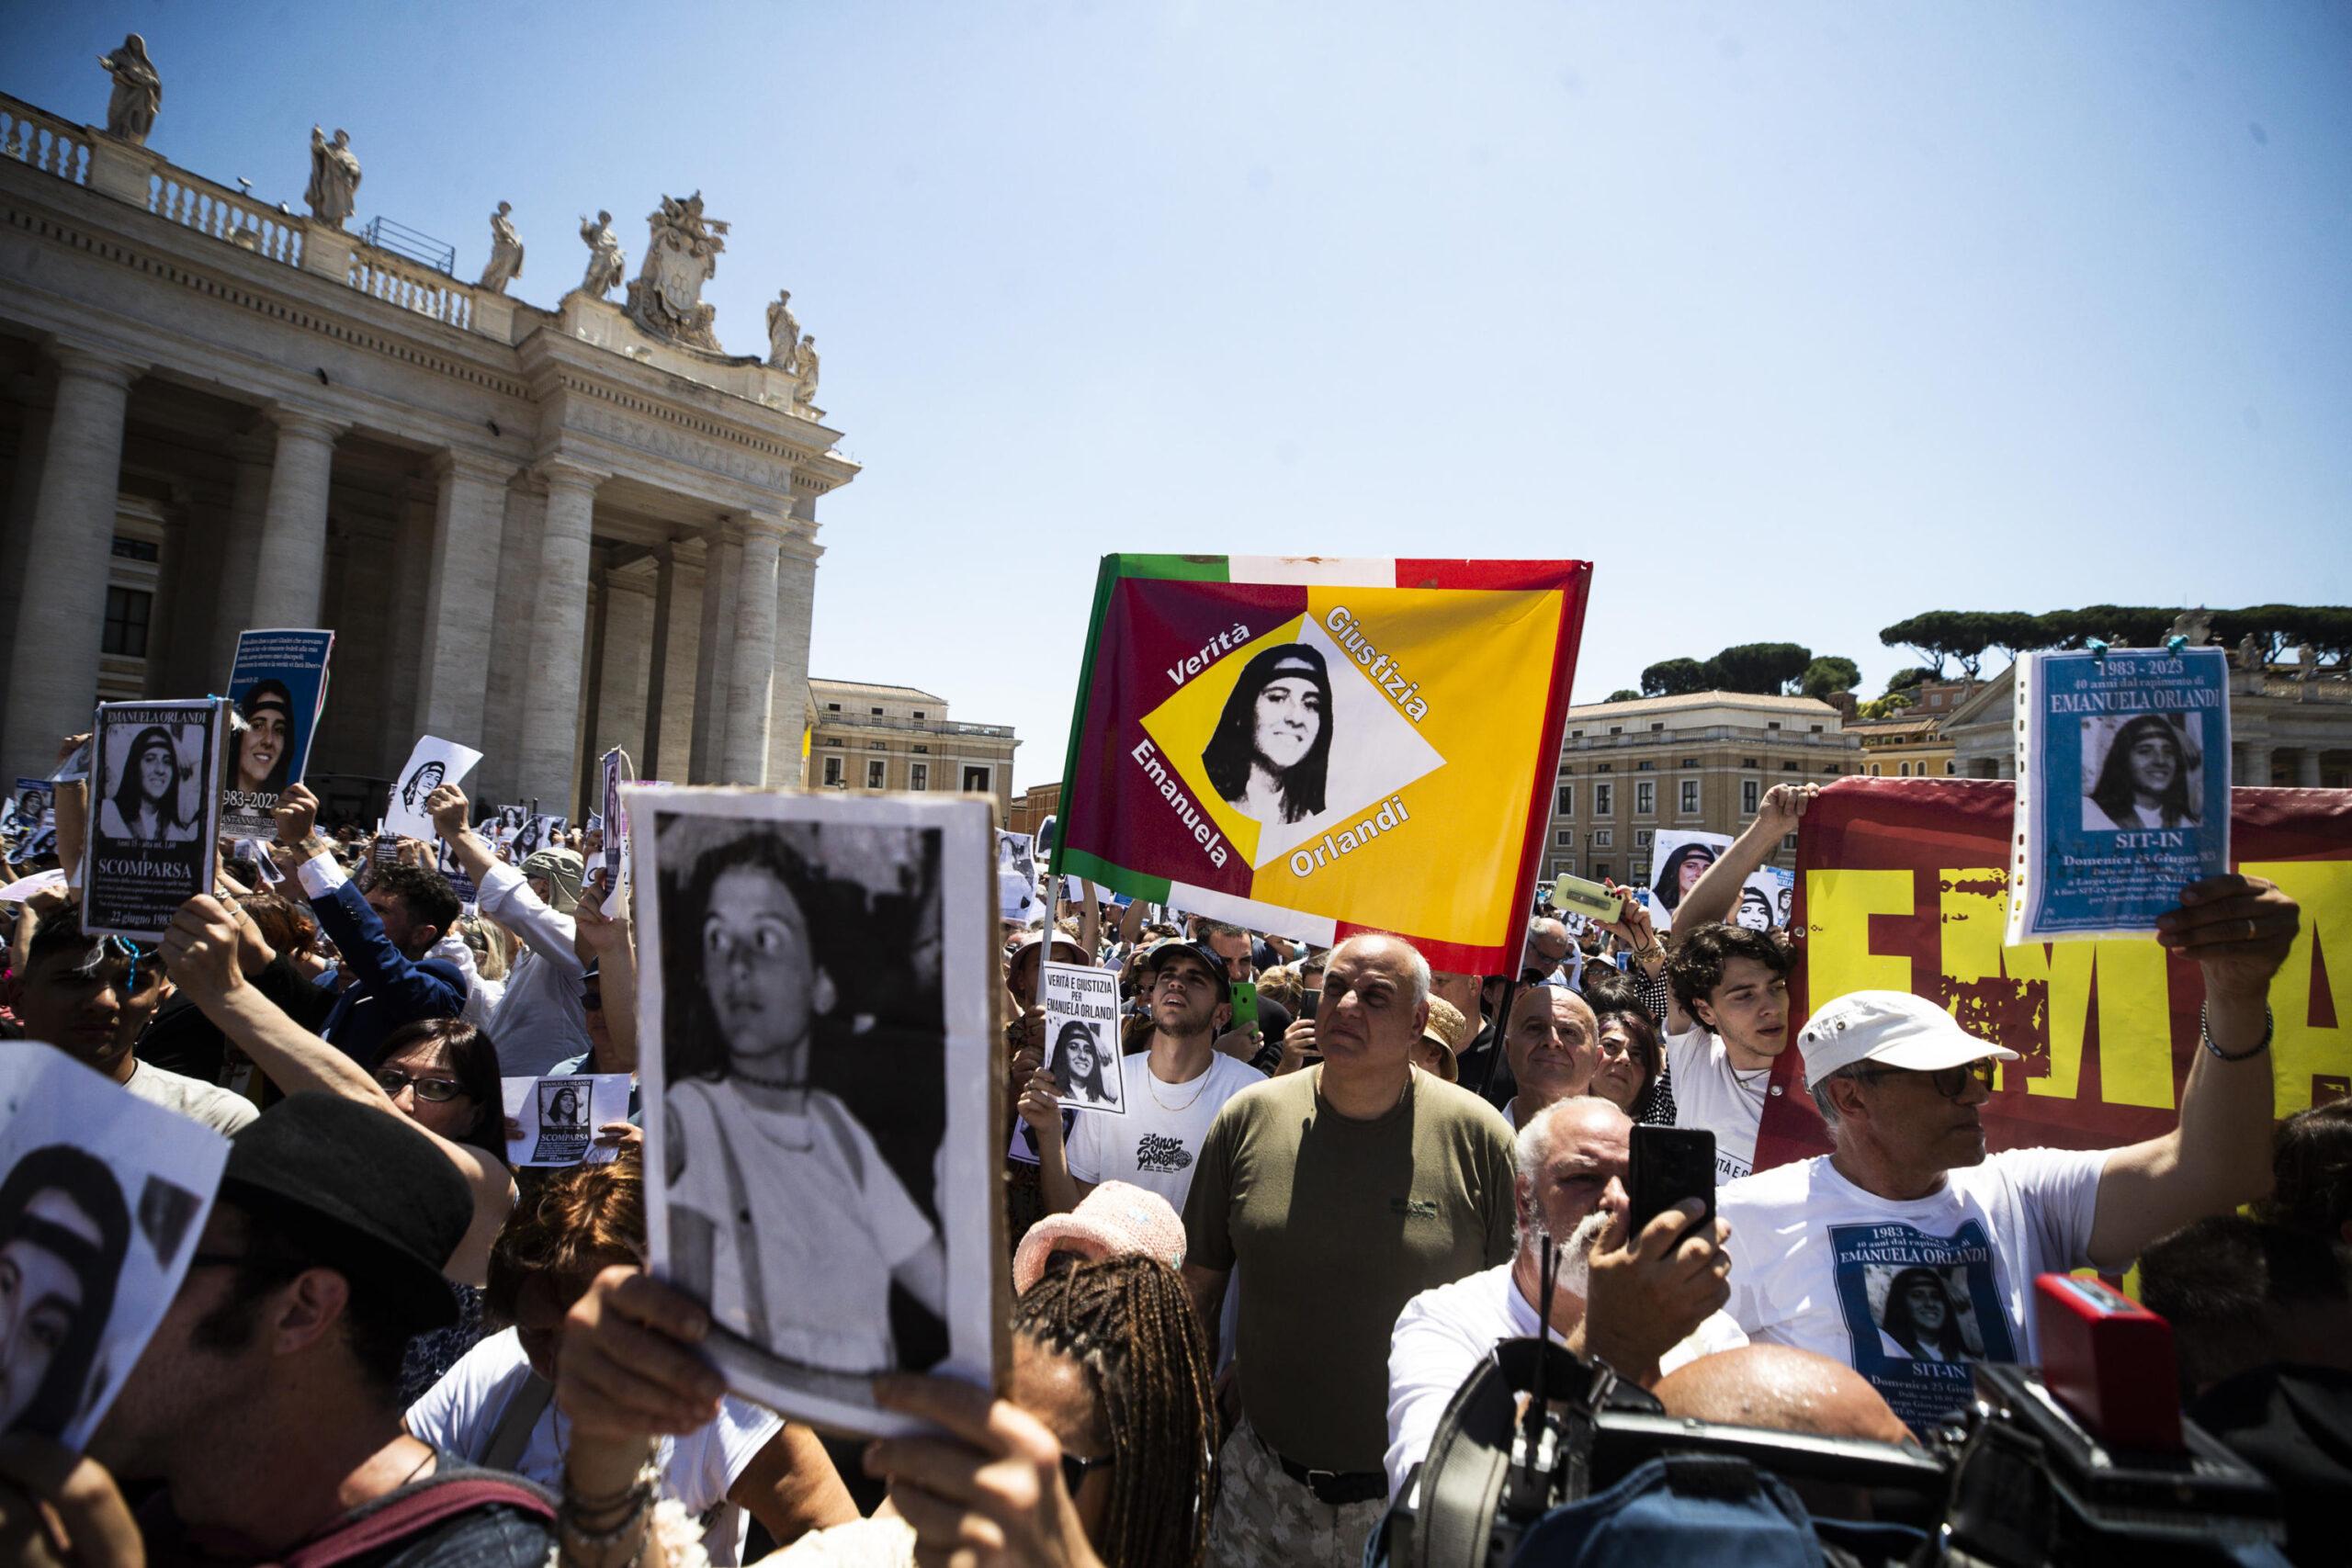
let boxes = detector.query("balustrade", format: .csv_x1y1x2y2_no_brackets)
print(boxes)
348,247,473,330
147,170,304,266
0,97,91,185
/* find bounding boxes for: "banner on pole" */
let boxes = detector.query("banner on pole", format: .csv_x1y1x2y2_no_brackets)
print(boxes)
1051,556,1590,972
1755,778,2352,1175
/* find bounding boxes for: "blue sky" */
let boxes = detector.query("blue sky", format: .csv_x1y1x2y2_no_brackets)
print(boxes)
9,2,2349,787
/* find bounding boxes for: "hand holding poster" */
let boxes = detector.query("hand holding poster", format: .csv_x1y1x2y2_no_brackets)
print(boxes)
1,1052,228,1450
220,628,334,840
626,785,1002,1436
1052,557,1589,970
384,736,485,844
1041,961,1125,1114
2007,648,2232,943
82,699,225,941
501,1074,634,1167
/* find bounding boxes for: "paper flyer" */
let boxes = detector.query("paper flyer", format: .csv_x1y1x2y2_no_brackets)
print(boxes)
1041,961,1125,1115
383,737,485,844
81,699,226,941
500,1074,634,1168
2006,647,2232,943
220,629,334,839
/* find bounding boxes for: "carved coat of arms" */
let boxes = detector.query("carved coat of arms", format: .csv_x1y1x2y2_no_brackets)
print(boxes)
625,191,729,350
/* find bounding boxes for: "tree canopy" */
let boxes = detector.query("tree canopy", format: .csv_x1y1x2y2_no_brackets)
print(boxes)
1800,655,1862,700
1880,604,2350,677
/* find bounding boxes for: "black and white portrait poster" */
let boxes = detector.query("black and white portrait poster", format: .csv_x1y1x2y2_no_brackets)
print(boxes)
0,1053,227,1451
383,736,484,843
1041,962,1125,1115
627,786,1003,1436
500,1074,633,1168
1647,829,1733,931
996,829,1040,922
82,699,225,942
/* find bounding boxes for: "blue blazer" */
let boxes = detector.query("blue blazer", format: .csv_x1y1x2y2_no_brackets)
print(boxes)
310,876,467,1066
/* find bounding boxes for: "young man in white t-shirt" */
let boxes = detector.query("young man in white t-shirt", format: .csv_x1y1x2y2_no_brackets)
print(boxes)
1385,1097,1745,1497
1720,873,2299,1434
1020,939,1264,1215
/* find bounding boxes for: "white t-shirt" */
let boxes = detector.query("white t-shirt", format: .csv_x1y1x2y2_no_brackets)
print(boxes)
1385,1261,1747,1498
405,1328,782,1564
1718,1146,2109,1434
1663,1027,1771,1181
1065,1050,1264,1212
124,1059,256,1135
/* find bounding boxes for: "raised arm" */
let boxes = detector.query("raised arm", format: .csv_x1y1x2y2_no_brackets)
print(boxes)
2086,874,2299,1269
1670,784,1815,941
571,874,638,1076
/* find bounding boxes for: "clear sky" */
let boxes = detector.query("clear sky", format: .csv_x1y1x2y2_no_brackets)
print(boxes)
9,2,2349,787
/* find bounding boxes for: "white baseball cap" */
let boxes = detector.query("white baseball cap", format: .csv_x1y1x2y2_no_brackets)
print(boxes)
1797,989,2018,1091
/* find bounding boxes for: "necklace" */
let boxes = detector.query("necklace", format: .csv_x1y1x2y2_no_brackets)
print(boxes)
1147,1059,1217,1113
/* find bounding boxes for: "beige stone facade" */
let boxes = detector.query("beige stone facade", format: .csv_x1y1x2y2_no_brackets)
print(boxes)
807,678,1019,818
1546,692,1860,885
0,91,853,814
1007,782,1061,838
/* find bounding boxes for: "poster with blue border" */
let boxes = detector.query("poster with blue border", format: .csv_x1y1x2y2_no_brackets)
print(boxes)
2007,647,2231,943
222,628,334,839
1828,1218,2016,1433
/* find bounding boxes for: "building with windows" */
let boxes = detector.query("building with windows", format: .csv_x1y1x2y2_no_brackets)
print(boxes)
806,678,1018,817
1008,782,1061,838
0,85,853,810
1544,692,1860,885
1943,658,2352,788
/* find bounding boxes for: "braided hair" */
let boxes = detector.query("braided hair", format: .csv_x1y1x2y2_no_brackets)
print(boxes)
1012,1255,1217,1568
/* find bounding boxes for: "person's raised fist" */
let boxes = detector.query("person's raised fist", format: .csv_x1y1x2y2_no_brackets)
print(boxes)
273,783,320,847
424,783,471,842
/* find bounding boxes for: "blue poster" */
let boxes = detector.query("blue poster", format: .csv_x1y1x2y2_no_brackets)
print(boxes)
222,628,334,840
2007,647,2231,942
1828,1218,2016,1433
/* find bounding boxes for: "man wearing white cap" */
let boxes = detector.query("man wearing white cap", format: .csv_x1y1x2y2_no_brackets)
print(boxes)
1717,873,2299,1435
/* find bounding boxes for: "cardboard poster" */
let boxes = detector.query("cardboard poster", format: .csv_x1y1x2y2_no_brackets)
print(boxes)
6,778,51,840
221,629,334,839
1052,556,1590,972
1648,829,1731,931
500,1074,633,1168
82,699,225,941
1041,961,1125,1115
0,1052,228,1450
384,737,484,844
2007,648,2232,943
997,829,1041,922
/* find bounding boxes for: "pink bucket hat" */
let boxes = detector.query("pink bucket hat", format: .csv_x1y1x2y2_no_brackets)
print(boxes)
1012,1180,1188,1295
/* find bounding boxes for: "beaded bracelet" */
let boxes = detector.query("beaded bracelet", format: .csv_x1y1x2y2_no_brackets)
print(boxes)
2199,1003,2273,1063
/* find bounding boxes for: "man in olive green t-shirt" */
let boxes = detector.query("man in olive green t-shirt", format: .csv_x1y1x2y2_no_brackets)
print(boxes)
1182,933,1517,1567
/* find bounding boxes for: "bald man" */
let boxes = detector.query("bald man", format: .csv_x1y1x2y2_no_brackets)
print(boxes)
1501,985,1601,1131
1653,1344,1911,1443
1385,1097,1745,1497
1182,933,1518,1566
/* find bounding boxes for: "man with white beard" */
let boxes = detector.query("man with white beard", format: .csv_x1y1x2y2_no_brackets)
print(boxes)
1382,1097,1747,1498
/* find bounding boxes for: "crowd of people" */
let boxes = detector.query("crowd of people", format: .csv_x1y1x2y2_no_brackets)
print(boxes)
1,750,2344,1568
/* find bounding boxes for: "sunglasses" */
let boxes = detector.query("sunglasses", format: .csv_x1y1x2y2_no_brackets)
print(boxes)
1853,1057,1998,1100
372,1066,469,1102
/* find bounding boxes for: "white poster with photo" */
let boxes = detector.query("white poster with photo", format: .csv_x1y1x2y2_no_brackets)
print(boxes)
1646,829,1733,931
627,785,1004,1437
511,812,565,858
0,1052,228,1450
1737,866,1795,932
997,829,1040,922
82,699,226,941
500,1074,634,1168
383,736,484,844
1040,961,1125,1116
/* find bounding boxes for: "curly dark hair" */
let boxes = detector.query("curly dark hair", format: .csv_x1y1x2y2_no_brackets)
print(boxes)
1014,1255,1216,1568
369,863,461,944
1200,643,1332,823
1666,922,1793,1017
0,1145,130,1437
2254,1101,2352,1243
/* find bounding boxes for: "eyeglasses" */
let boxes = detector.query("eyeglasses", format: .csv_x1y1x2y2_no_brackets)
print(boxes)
1852,1058,1998,1100
1059,1450,1113,1496
373,1066,469,1102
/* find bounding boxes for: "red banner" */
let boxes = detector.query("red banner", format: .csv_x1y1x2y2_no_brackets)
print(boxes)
1755,779,2352,1173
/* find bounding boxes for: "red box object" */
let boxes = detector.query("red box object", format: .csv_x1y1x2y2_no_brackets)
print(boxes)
2032,1273,2183,1452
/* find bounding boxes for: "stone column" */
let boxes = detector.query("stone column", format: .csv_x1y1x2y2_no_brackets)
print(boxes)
689,527,742,784
379,490,434,750
515,458,605,813
593,568,653,784
2296,750,2322,788
0,396,53,701
206,434,274,686
3,347,140,783
724,515,789,784
481,477,544,804
248,407,345,631
2241,746,2272,787
641,544,676,779
659,547,704,784
763,528,824,786
414,450,514,750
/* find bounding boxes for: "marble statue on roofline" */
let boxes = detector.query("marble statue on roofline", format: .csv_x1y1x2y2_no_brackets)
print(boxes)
98,34,161,145
305,126,361,228
790,334,820,413
765,289,801,369
576,211,627,299
2165,608,2213,648
625,191,729,351
478,202,525,294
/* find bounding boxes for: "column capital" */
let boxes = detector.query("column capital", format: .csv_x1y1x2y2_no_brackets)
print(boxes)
535,456,608,495
264,404,347,444
740,512,794,547
432,447,517,487
45,341,144,389
776,526,825,565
